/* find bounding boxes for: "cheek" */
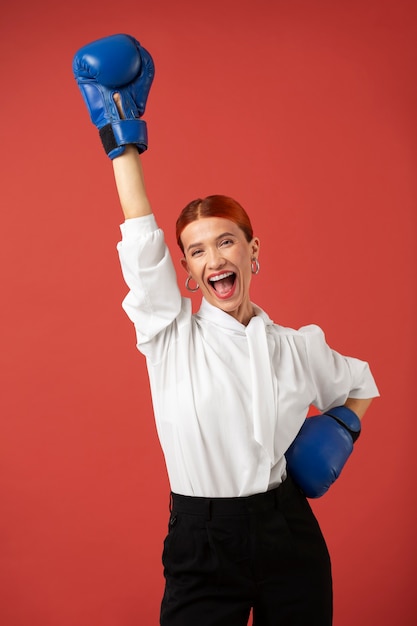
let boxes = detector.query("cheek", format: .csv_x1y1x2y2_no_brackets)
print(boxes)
186,258,200,277
238,253,252,275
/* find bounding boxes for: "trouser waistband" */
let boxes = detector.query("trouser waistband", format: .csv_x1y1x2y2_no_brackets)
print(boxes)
171,476,294,518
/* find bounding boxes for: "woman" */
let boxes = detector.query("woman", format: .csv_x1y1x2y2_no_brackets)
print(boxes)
74,34,379,626
114,148,378,626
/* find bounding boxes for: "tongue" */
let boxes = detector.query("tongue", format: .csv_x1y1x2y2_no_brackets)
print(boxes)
214,276,234,295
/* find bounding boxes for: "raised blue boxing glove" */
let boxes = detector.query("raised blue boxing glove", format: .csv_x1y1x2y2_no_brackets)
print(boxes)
73,34,155,158
285,406,361,498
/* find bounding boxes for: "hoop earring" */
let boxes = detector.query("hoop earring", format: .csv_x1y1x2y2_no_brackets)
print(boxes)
251,258,260,275
185,276,200,292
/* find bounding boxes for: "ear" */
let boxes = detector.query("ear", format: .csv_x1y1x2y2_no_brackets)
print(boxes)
180,257,189,274
250,237,260,258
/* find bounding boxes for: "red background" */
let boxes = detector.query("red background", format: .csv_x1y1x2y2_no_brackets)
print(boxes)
1,0,416,624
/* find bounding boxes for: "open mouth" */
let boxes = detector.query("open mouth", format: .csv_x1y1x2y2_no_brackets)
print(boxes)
208,271,236,297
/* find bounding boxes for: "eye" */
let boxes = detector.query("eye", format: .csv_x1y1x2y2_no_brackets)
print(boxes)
191,248,203,257
219,238,234,247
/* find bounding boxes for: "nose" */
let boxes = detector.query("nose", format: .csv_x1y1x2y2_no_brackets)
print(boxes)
207,247,225,269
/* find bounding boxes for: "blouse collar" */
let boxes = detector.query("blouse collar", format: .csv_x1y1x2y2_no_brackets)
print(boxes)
196,298,274,333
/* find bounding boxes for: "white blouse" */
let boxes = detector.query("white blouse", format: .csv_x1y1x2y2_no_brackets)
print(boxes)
117,214,379,498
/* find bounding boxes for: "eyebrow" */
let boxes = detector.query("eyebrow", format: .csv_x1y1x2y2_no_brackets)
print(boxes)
186,232,236,253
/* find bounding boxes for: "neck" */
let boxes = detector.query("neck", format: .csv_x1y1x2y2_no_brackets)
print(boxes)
226,302,256,326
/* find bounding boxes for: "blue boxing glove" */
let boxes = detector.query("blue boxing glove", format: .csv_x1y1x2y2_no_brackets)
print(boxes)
73,34,155,158
285,406,361,498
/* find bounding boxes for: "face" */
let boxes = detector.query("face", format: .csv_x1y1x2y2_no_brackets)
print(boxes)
180,217,260,325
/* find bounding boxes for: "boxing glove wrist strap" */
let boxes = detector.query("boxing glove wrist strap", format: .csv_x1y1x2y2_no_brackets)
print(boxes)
99,119,148,158
324,406,361,443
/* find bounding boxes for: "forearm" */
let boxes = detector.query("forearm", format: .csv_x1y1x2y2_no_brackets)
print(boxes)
344,397,373,420
112,146,152,220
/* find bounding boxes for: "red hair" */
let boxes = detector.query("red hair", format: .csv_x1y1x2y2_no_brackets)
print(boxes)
176,195,254,253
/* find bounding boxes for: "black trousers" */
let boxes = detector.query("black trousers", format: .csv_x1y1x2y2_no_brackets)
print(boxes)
160,476,332,626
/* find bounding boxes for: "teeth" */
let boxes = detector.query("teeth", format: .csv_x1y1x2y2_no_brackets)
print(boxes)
209,272,234,282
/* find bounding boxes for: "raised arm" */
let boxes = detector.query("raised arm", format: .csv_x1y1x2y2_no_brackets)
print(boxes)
73,33,155,220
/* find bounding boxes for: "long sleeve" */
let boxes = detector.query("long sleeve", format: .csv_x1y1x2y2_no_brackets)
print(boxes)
116,214,183,346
